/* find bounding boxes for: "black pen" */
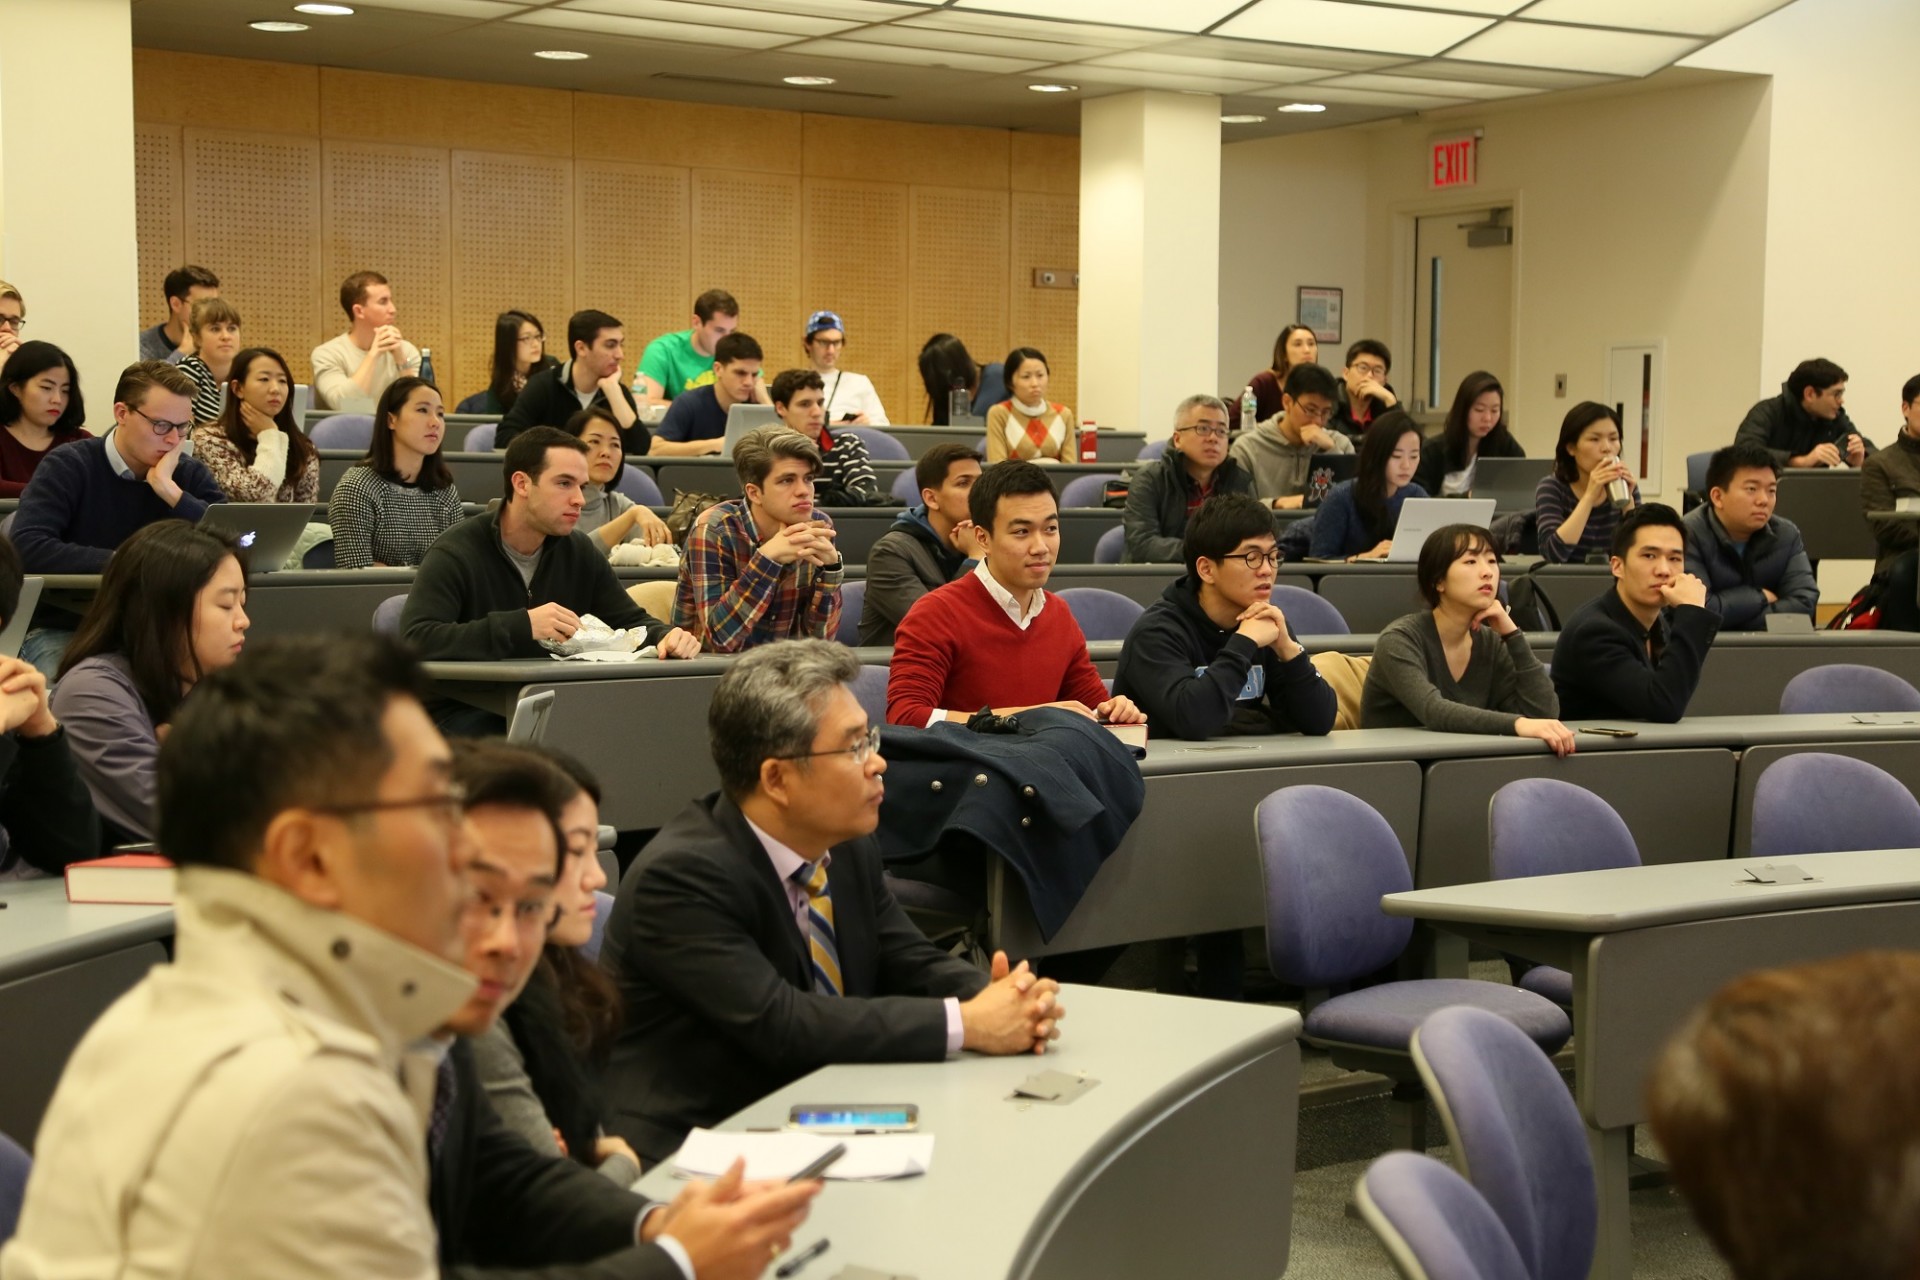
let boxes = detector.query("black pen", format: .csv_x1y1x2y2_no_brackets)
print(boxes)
775,1238,830,1278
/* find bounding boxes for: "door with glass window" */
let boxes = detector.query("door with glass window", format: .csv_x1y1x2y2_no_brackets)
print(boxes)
1409,209,1513,425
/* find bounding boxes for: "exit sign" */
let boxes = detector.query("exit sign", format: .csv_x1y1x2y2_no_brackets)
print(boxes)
1430,133,1478,189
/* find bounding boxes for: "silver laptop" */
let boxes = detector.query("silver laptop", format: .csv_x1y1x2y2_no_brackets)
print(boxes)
506,690,555,745
1470,457,1553,510
1383,497,1497,563
0,577,42,658
199,503,318,573
722,403,781,456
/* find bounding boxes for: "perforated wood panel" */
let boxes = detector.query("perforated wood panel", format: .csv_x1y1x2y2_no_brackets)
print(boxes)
691,170,801,348
322,142,452,395
803,115,1009,189
908,186,1009,420
181,130,322,383
451,151,573,409
323,69,570,156
135,50,319,136
576,94,802,172
575,162,692,362
802,180,909,420
1011,134,1080,196
1011,192,1080,415
134,125,184,315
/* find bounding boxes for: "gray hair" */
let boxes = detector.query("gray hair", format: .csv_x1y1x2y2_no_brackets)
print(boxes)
733,423,821,490
709,639,861,798
1173,394,1228,429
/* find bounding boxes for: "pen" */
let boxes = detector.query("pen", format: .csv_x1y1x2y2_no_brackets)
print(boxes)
775,1238,830,1278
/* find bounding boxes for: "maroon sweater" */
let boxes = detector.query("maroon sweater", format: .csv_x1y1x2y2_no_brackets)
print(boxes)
886,573,1107,726
0,425,87,499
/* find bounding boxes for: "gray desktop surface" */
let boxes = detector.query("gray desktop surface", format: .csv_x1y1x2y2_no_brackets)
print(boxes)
633,985,1300,1280
0,877,173,985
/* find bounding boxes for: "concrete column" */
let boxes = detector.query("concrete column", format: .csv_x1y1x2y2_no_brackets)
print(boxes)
0,0,140,413
1077,90,1221,440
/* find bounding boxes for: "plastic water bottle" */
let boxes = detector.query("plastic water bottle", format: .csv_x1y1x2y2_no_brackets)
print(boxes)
1079,418,1099,462
418,347,436,388
1240,384,1258,432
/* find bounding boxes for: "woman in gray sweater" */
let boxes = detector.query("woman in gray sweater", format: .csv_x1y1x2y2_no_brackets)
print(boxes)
1359,523,1576,756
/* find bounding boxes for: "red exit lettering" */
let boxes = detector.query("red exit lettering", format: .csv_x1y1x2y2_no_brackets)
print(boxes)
1430,137,1477,189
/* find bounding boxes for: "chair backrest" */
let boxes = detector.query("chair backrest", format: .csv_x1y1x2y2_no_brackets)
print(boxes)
1750,751,1920,856
463,421,498,452
372,593,408,635
581,890,615,963
310,413,375,451
1059,472,1120,509
0,578,42,659
851,664,889,726
1270,583,1350,636
1054,587,1144,641
1093,525,1125,564
1137,438,1167,462
1685,450,1714,494
0,1129,30,1245
1413,1006,1597,1280
844,426,909,460
454,390,492,415
1779,664,1920,714
1488,777,1641,881
1357,1152,1531,1280
615,466,664,506
1256,785,1413,987
626,579,677,622
890,468,922,503
836,580,866,645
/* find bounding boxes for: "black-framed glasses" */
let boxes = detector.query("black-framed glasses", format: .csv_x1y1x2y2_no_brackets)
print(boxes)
775,726,882,766
0,316,24,332
129,405,192,436
1349,362,1387,379
311,782,468,827
1227,549,1282,570
1177,425,1229,441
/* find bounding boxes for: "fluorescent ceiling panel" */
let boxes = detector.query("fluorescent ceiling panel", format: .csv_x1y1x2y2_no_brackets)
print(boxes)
1159,35,1405,73
1447,22,1703,76
951,0,1247,35
834,25,1098,64
1253,84,1469,109
1519,0,1794,37
1321,72,1538,99
1307,0,1527,10
1079,49,1329,84
781,38,1051,73
1047,67,1271,93
562,0,897,26
509,10,799,48
1393,58,1619,89
1215,1,1495,58
549,1,859,37
897,10,1168,48
338,0,526,15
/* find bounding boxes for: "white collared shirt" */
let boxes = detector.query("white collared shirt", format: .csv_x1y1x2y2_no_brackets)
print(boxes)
972,558,1045,630
102,427,138,480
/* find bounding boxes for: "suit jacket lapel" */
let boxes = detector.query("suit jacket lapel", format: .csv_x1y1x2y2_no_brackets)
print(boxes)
711,794,814,990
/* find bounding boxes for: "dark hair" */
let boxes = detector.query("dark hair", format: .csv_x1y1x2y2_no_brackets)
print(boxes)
565,309,620,359
1904,374,1920,407
163,265,219,302
561,404,626,490
155,634,429,871
1354,410,1423,541
1415,523,1497,608
714,332,762,366
918,333,978,426
1182,492,1277,582
969,459,1056,531
710,639,861,799
1271,324,1315,377
1610,501,1685,560
733,423,821,490
114,360,196,410
503,426,587,504
490,310,549,413
338,270,388,320
1551,401,1622,485
1705,443,1780,495
1003,347,1049,399
0,534,21,628
0,341,85,434
1787,358,1848,402
367,376,452,489
212,347,316,480
915,442,981,494
770,368,823,406
59,521,250,726
1441,371,1516,470
450,739,571,876
187,297,241,337
693,289,739,323
1282,362,1339,404
1344,339,1391,372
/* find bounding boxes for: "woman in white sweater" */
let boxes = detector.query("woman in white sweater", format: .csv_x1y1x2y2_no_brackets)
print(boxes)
191,347,321,504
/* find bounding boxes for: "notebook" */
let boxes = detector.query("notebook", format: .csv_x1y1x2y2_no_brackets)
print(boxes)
198,503,319,573
1382,497,1497,563
65,853,175,905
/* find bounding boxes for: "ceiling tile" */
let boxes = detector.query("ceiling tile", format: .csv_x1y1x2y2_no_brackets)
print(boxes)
1076,49,1330,84
1158,35,1408,73
1320,71,1538,99
1517,0,1795,38
895,9,1175,48
779,37,1053,73
1041,67,1269,94
509,10,802,49
1253,84,1470,109
951,0,1249,36
1321,0,1529,10
335,0,527,15
557,0,868,34
832,24,1100,64
1392,57,1620,89
1446,22,1704,76
1214,1,1496,58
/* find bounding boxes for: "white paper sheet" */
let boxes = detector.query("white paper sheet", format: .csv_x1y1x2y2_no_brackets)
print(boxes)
669,1128,934,1181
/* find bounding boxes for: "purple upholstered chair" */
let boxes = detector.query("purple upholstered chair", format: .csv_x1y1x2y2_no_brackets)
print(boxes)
1257,785,1571,1150
1093,525,1125,565
310,414,375,451
1487,778,1641,1006
1137,439,1167,462
836,580,866,646
1058,473,1120,508
0,1130,30,1245
462,421,498,452
1413,1006,1597,1280
1357,1152,1531,1280
890,468,922,504
1056,587,1144,641
614,465,664,506
843,426,909,461
372,593,408,636
1271,583,1350,636
1750,752,1920,856
1779,664,1920,715
850,664,889,727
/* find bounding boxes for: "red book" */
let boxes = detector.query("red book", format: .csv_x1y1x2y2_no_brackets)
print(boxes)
64,854,175,906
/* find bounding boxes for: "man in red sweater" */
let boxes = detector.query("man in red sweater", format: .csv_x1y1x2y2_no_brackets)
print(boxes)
887,461,1148,728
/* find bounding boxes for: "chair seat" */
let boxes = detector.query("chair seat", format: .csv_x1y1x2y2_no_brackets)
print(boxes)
1518,964,1573,1007
884,873,977,920
1305,980,1571,1055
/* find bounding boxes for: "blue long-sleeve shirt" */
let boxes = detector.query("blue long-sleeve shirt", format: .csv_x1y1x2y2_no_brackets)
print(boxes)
1310,480,1427,558
13,433,224,573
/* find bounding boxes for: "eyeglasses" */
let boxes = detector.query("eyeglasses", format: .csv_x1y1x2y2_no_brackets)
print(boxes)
311,782,468,828
1349,362,1387,378
0,316,24,332
1293,401,1335,422
1176,425,1229,441
775,725,882,767
517,332,545,345
1223,549,1282,570
810,337,845,349
129,405,192,436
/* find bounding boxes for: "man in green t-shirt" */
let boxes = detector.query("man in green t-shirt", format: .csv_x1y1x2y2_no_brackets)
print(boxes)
634,288,771,409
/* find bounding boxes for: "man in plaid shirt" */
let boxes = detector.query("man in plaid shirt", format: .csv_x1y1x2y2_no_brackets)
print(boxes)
673,424,844,652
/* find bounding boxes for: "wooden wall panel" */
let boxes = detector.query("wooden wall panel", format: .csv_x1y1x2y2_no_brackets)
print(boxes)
1011,192,1080,413
134,51,318,136
1011,134,1080,196
691,170,802,348
574,162,692,366
575,95,802,173
802,180,910,420
451,151,573,408
320,69,571,156
322,142,452,395
182,130,321,383
908,186,1009,419
803,115,1010,190
134,125,184,315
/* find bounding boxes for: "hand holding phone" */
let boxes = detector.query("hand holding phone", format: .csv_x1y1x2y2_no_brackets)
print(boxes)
788,1143,847,1183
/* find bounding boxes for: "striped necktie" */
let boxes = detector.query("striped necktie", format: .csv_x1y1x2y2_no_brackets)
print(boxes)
792,861,843,996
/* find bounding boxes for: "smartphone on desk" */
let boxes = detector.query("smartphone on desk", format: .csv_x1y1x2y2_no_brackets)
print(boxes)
1578,727,1639,738
788,1104,919,1133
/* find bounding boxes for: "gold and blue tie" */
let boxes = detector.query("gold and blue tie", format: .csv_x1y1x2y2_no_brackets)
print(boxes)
793,861,843,996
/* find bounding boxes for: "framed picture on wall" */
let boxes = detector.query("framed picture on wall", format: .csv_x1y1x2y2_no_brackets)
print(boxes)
1297,287,1342,343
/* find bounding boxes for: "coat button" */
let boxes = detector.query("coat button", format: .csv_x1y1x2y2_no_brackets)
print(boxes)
401,981,417,997
1020,816,1031,827
974,773,988,787
331,939,351,960
931,780,943,793
1022,785,1036,798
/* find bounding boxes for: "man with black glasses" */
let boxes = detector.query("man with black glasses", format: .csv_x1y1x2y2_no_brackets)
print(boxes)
1121,394,1253,562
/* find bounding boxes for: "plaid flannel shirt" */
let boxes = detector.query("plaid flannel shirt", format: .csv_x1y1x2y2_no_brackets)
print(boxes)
673,497,843,652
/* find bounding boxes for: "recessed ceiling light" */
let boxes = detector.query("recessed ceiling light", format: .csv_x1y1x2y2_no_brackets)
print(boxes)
248,19,309,31
1221,114,1268,124
1277,102,1327,112
293,3,354,14
783,75,838,86
533,49,591,60
1028,82,1078,93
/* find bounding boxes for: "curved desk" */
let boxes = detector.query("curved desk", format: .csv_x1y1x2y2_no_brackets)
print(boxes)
635,985,1301,1280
